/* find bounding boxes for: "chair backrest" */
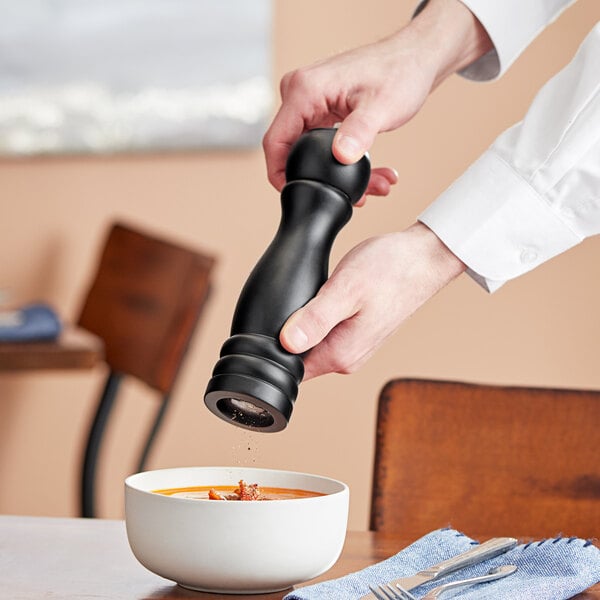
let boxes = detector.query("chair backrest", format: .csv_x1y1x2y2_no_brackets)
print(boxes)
370,378,600,539
77,222,216,394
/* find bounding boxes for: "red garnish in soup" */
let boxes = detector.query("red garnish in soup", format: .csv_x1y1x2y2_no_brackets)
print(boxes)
208,488,226,500
207,481,262,501
233,480,262,501
153,481,325,501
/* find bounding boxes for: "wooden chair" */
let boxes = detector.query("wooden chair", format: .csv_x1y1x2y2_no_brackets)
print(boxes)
370,378,600,539
77,222,216,518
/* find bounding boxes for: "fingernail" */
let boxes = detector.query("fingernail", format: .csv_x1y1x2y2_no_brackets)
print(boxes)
335,135,362,162
391,168,399,182
282,323,309,353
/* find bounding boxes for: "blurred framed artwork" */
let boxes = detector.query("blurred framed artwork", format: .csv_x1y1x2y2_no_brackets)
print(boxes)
0,0,272,156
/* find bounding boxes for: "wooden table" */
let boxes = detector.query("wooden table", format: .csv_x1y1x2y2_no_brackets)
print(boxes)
0,515,597,599
0,326,104,371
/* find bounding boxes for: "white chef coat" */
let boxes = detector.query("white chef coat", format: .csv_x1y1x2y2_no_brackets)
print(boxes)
416,1,600,292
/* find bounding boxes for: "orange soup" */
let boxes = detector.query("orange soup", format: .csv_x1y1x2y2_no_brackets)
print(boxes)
153,481,325,501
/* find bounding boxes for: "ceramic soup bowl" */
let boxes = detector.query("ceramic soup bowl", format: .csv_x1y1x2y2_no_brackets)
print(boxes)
125,466,349,593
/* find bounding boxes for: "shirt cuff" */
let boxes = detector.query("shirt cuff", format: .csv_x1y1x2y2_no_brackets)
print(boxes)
414,1,577,81
456,0,576,81
418,150,583,293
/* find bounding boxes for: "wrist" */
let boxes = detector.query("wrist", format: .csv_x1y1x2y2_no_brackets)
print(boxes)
409,0,493,88
409,221,466,284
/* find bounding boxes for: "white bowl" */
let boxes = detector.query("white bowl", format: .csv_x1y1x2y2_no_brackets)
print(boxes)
124,466,349,593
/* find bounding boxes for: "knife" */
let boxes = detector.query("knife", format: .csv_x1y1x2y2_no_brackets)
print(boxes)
360,536,517,599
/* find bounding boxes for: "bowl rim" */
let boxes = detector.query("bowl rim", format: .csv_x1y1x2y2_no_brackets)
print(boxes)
124,465,349,504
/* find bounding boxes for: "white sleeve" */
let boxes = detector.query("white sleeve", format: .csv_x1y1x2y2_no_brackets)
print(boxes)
414,1,576,80
418,22,600,293
457,0,576,80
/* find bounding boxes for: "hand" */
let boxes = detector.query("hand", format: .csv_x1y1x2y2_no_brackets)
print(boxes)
263,0,492,198
279,223,466,380
263,31,429,200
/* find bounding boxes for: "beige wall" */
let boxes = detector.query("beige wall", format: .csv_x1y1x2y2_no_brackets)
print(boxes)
1,0,599,530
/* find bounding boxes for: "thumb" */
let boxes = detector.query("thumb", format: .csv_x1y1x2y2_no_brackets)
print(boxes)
332,107,381,164
279,287,357,354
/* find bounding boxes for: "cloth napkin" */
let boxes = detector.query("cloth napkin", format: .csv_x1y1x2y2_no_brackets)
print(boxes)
0,303,62,342
285,528,600,600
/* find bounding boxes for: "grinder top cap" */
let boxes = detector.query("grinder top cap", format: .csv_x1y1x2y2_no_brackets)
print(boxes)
284,128,371,204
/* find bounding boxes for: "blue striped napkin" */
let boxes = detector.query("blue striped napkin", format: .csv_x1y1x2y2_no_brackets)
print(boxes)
285,528,600,600
0,303,62,342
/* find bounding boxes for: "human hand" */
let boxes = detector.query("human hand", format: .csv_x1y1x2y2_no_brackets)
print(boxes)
263,31,428,200
263,0,492,199
279,222,466,380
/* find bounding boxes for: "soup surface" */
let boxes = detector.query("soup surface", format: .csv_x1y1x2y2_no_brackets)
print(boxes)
153,479,325,501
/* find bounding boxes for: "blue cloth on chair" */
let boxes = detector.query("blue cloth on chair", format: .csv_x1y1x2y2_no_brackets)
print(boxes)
285,528,600,600
0,303,62,342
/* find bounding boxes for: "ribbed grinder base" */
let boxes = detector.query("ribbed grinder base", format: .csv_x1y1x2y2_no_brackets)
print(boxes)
203,334,304,432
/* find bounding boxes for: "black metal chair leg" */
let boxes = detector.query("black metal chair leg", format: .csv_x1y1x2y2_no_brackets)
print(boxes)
80,371,122,518
136,394,172,473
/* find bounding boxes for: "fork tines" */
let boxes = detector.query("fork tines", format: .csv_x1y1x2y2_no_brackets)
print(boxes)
369,583,418,600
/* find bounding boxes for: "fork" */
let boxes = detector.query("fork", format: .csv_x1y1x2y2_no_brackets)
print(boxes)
369,564,517,600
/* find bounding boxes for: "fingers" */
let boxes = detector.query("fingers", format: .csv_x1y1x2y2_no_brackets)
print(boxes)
281,309,373,381
262,106,305,192
279,263,384,380
263,109,342,191
264,76,398,198
332,107,383,164
263,68,340,191
279,282,358,355
300,320,378,381
367,167,399,196
354,167,399,207
264,68,386,190
265,120,398,205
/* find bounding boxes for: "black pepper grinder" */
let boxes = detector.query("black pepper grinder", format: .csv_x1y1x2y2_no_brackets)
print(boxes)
204,128,371,432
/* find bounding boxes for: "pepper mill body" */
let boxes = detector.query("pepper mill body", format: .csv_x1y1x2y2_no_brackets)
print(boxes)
204,128,371,431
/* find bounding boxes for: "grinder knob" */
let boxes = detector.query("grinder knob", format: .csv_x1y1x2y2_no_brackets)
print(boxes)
285,128,370,204
204,128,371,432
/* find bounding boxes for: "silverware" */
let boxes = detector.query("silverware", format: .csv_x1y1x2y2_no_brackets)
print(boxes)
407,564,517,599
360,537,517,600
370,564,517,599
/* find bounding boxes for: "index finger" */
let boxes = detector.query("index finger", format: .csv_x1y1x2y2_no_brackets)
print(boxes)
262,105,307,191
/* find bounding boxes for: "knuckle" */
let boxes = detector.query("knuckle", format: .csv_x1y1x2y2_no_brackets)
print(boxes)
334,361,353,375
304,306,332,338
262,129,272,151
283,68,312,96
279,71,292,96
328,271,361,304
325,334,359,375
330,354,357,375
266,170,278,188
335,354,364,375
